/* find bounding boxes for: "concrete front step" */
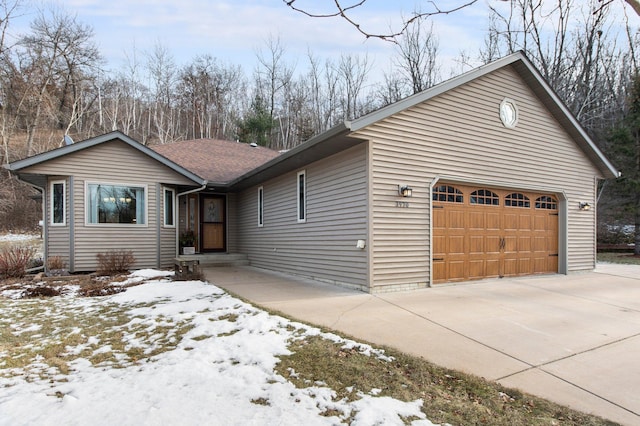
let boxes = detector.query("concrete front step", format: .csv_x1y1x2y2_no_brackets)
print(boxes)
175,253,249,267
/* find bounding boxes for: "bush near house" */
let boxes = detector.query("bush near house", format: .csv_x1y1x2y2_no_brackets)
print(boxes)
96,250,136,276
598,223,635,246
0,246,36,278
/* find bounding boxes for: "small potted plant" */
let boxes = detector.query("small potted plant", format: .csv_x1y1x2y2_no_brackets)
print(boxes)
180,230,197,255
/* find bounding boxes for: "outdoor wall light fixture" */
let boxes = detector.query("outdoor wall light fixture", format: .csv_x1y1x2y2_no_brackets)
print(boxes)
398,185,413,198
579,202,591,211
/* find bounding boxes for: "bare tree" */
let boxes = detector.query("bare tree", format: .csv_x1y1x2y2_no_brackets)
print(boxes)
283,0,640,41
283,0,480,41
6,7,101,155
253,34,296,148
177,55,245,140
0,0,23,164
146,43,178,144
482,0,634,134
394,21,441,95
336,53,372,120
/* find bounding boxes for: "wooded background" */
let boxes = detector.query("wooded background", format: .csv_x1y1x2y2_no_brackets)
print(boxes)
0,0,638,251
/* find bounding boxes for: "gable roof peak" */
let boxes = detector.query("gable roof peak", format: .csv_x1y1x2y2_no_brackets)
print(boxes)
4,130,207,185
347,51,618,179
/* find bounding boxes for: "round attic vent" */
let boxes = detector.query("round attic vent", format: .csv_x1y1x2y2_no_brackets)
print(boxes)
499,98,518,129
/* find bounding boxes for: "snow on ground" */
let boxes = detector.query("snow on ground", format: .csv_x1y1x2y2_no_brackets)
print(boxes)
0,233,39,243
0,271,441,426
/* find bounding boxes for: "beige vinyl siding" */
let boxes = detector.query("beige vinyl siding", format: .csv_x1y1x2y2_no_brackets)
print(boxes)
354,65,600,289
237,144,369,290
46,176,71,266
23,140,196,271
226,193,238,253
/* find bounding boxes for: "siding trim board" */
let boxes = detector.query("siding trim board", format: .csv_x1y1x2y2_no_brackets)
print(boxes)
69,176,75,272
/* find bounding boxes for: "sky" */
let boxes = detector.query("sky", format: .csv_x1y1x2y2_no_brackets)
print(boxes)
0,269,441,425
8,0,495,80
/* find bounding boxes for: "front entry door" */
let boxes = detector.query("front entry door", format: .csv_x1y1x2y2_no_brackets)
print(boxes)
200,195,225,252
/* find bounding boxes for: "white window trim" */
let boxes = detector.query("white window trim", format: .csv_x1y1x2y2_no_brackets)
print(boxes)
163,187,176,228
85,181,149,227
50,179,66,226
258,186,264,227
297,170,306,223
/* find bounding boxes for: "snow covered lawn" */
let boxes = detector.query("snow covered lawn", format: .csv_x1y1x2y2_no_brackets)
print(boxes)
0,270,437,426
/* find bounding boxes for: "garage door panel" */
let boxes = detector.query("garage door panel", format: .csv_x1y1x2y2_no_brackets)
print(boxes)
469,236,484,254
504,213,518,230
485,259,500,277
518,236,531,252
448,261,466,280
433,208,447,228
433,235,446,256
469,211,484,229
533,215,547,230
503,258,517,276
533,256,549,273
486,236,501,253
449,210,465,228
433,260,445,281
450,235,465,254
432,184,558,284
504,236,517,252
486,212,500,230
533,236,547,252
518,258,532,274
518,214,532,230
468,260,485,279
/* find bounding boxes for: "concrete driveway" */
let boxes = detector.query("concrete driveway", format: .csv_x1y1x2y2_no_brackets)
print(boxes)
203,263,640,425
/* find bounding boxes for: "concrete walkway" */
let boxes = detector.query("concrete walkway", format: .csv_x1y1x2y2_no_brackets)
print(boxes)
203,264,640,425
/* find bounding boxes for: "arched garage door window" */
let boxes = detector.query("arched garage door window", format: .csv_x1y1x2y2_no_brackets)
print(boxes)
470,189,499,205
535,195,558,210
505,192,530,208
432,185,463,203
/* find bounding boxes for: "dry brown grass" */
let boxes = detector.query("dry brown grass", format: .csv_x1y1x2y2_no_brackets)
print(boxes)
0,294,193,380
276,336,617,426
598,252,640,265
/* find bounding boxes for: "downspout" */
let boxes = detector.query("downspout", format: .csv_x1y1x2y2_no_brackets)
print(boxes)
16,176,46,273
176,182,208,256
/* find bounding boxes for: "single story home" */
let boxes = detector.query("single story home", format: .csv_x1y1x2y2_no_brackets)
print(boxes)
5,51,619,292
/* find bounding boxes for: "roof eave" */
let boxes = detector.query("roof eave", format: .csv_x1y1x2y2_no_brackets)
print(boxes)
510,58,620,179
349,51,619,180
5,131,208,185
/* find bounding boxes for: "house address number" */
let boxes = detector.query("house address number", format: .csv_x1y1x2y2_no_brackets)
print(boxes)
396,201,410,208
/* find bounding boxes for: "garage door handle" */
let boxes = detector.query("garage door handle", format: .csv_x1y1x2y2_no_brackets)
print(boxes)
499,237,505,250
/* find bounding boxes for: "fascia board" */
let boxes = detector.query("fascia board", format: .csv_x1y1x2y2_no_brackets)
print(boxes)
5,130,207,185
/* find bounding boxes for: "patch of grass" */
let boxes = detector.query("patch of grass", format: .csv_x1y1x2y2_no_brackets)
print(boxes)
276,336,616,426
217,313,239,322
0,296,194,381
598,252,640,265
191,335,212,341
251,397,270,406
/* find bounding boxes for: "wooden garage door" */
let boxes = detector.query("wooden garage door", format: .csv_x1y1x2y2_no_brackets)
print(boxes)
432,184,558,284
